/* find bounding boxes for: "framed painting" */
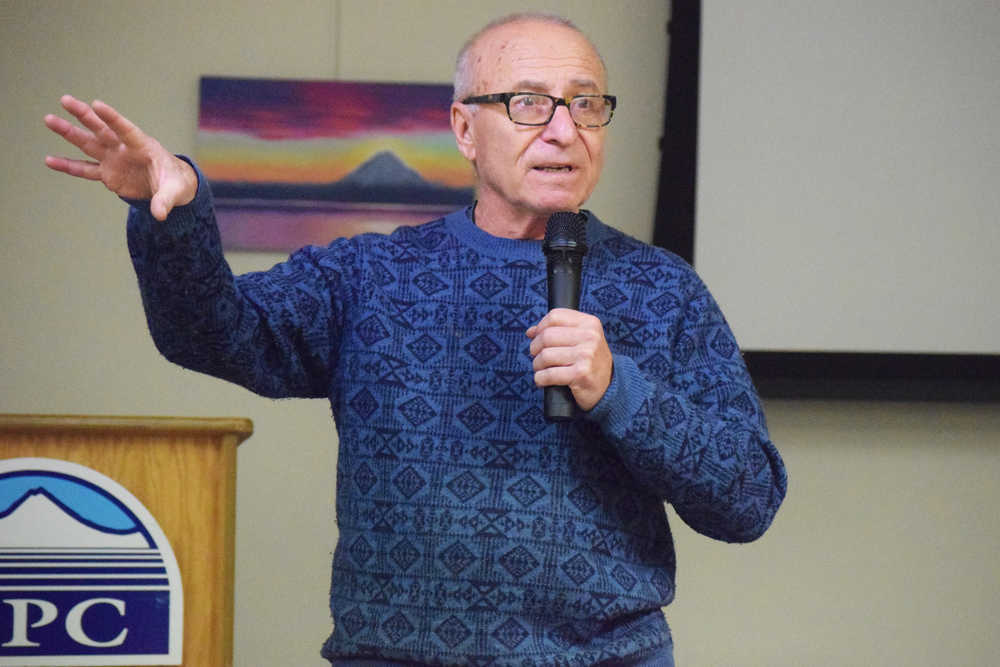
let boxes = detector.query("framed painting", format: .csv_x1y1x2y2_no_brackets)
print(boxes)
196,77,476,251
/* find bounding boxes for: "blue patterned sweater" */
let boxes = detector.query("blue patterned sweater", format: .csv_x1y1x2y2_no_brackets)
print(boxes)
126,166,786,666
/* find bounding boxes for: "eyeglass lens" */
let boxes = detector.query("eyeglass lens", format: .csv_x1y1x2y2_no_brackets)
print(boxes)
509,94,611,126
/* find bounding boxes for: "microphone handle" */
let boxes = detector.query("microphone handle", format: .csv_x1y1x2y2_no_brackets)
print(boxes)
545,250,584,421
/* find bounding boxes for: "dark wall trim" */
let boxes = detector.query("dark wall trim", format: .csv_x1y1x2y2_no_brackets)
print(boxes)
653,0,1000,401
653,0,699,263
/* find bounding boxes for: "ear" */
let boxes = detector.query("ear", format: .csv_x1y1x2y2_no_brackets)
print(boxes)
451,102,477,162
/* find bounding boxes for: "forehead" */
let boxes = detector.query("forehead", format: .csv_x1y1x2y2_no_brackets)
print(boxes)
469,20,607,92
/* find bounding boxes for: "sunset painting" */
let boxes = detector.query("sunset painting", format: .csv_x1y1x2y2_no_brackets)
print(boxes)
196,77,476,251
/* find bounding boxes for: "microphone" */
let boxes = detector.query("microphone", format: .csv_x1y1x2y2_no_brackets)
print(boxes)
541,211,588,421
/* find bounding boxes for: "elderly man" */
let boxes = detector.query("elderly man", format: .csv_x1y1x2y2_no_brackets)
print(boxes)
45,12,786,667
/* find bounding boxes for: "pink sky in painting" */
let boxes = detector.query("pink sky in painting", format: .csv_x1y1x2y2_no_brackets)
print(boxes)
198,78,453,141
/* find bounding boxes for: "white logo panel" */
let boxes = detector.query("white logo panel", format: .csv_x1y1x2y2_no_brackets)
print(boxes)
0,458,183,665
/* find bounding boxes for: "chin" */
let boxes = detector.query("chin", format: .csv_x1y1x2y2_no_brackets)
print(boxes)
530,195,586,214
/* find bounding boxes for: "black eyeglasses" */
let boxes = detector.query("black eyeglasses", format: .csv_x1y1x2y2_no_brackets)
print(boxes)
460,92,616,128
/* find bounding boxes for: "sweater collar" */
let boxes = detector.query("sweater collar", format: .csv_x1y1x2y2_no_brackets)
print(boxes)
447,204,603,262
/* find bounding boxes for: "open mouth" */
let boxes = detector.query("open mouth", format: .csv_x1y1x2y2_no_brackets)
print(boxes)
533,165,574,172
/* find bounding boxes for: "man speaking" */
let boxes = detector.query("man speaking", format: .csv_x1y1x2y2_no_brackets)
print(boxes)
44,12,787,666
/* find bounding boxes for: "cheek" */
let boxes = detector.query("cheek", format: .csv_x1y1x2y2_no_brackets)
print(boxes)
580,136,606,189
586,133,607,169
487,134,533,174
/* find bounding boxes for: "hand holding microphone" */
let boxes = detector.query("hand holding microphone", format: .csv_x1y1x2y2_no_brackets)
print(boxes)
528,212,614,421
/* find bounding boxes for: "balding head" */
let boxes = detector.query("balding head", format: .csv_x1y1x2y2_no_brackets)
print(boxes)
453,13,607,102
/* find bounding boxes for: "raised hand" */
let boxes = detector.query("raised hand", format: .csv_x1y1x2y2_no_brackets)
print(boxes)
527,308,614,412
44,95,197,221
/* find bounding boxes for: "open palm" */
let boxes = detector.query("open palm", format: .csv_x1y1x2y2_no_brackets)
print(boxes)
44,95,196,220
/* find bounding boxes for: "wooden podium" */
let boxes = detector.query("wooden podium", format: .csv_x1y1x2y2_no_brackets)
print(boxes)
0,414,253,666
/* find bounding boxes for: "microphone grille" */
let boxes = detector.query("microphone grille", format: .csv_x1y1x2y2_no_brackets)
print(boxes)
543,211,588,252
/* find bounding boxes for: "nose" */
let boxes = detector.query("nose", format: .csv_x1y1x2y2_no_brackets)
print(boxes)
540,103,577,143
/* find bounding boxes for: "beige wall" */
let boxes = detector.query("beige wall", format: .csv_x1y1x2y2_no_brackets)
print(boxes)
1,1,997,665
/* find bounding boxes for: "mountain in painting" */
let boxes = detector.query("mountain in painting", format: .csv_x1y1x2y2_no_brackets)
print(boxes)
210,150,474,206
339,151,430,189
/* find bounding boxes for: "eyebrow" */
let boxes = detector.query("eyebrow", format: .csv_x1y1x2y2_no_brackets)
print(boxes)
512,78,602,93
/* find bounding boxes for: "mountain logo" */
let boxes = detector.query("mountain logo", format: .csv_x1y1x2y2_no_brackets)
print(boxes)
0,458,182,665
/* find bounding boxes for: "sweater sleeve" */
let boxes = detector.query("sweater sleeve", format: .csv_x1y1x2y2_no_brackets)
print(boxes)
125,159,353,399
585,270,787,543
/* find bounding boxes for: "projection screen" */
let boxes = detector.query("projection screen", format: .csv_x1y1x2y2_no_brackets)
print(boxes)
693,1,999,357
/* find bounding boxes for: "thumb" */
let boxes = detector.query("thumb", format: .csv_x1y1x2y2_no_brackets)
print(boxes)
149,192,173,222
149,179,184,221
148,158,197,221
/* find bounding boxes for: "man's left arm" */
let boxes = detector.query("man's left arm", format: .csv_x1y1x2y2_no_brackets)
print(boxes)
528,295,787,544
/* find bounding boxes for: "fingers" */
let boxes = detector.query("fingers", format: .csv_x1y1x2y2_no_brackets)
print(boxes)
530,329,600,374
528,325,585,358
53,95,145,155
59,95,120,149
44,111,101,157
57,94,92,124
45,96,120,168
526,308,613,411
92,99,146,149
526,308,598,356
525,307,568,341
531,345,581,374
43,155,102,181
44,97,109,182
532,365,581,394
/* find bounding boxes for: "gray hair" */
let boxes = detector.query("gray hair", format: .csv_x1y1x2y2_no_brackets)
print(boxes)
452,12,607,102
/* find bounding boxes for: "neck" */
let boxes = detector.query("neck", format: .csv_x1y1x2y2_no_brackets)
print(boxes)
473,197,577,241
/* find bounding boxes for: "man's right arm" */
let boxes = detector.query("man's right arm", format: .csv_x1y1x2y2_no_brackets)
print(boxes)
45,96,348,399
128,159,351,398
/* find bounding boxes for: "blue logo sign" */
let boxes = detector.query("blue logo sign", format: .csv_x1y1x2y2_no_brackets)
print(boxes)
0,458,182,665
